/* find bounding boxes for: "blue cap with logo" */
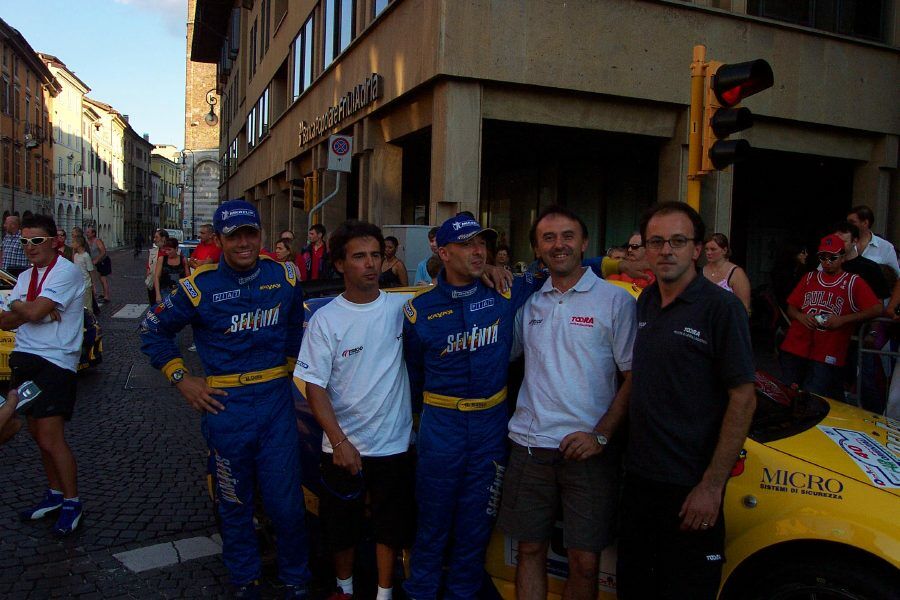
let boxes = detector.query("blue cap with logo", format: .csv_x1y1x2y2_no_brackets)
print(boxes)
214,200,261,236
435,214,497,247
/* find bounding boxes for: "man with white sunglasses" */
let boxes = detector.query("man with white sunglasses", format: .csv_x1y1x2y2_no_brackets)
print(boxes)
0,214,86,535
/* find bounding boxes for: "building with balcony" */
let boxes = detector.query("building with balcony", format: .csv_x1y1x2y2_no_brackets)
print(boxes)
39,53,87,232
190,0,898,285
124,126,154,244
83,97,127,245
151,145,183,230
0,19,59,221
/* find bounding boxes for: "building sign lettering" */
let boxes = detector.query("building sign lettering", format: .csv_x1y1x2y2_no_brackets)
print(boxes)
298,73,382,147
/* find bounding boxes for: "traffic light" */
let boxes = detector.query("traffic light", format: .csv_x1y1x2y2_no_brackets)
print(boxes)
701,59,773,172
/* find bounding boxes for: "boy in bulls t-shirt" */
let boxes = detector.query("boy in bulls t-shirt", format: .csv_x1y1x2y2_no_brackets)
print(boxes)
780,233,882,402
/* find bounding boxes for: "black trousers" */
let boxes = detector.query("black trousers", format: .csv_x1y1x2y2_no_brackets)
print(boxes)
617,474,725,600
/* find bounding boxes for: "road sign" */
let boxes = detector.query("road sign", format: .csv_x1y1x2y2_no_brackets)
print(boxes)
182,219,189,227
327,134,353,172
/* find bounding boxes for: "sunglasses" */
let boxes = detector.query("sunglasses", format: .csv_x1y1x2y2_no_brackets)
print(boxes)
19,236,51,246
817,252,843,263
627,243,643,251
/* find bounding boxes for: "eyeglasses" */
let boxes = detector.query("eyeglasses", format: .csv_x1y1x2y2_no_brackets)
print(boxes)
627,243,643,251
818,252,844,263
645,235,695,250
19,236,51,247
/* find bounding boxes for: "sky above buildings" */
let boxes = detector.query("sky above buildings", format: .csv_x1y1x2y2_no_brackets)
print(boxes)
4,0,187,147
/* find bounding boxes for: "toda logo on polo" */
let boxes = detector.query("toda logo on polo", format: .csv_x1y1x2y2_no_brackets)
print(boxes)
227,304,281,332
441,319,500,356
570,315,594,327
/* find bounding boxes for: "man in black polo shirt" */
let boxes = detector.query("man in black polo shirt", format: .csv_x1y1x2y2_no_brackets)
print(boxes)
617,202,756,600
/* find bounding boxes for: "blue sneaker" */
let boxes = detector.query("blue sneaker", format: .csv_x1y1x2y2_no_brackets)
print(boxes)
232,581,261,599
52,499,83,535
20,490,63,521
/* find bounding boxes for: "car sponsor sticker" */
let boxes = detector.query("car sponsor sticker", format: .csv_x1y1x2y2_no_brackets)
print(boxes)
818,426,900,488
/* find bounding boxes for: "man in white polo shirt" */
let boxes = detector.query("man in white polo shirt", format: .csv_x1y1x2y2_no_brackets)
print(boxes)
0,214,86,535
295,220,414,600
497,206,636,600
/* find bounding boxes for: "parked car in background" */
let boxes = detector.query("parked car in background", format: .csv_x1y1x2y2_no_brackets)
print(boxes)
164,229,185,243
178,239,199,259
0,268,102,381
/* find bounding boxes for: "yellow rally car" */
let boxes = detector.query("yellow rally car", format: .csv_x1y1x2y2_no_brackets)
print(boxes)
220,281,900,598
0,268,103,379
486,370,900,600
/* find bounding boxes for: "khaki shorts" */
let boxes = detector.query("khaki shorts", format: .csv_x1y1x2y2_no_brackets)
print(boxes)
497,440,621,553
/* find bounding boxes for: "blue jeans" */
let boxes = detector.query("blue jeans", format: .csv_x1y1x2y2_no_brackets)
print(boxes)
780,351,845,402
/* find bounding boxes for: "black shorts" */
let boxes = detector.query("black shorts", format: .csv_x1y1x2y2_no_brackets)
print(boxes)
96,256,112,276
319,450,415,552
9,351,78,421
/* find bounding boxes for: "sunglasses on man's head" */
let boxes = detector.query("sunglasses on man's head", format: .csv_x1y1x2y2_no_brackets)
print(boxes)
19,236,51,247
817,252,843,263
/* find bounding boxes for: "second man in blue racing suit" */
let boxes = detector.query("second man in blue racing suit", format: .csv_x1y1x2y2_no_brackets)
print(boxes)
402,214,540,600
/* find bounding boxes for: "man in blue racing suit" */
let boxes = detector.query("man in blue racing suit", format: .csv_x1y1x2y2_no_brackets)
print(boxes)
402,214,540,600
140,201,310,599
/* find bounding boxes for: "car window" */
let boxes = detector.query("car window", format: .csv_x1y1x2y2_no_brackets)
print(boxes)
749,371,830,443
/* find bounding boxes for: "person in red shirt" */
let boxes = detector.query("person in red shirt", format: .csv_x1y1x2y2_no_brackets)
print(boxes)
298,223,333,281
780,233,882,402
188,224,222,273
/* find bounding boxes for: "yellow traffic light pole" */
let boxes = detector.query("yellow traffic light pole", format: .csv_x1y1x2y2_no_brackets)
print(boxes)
687,44,707,212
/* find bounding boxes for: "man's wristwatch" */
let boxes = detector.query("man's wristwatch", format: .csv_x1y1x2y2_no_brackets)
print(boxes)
170,369,186,385
594,433,609,447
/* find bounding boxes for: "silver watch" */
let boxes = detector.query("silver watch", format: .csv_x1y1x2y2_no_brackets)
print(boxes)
594,433,609,447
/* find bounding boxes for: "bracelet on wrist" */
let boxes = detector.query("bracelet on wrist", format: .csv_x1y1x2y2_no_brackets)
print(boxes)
333,436,349,450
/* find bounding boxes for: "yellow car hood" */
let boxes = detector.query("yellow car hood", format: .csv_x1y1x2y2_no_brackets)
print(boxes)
765,399,900,497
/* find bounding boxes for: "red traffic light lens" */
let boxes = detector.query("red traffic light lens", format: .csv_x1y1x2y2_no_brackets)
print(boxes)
713,59,774,107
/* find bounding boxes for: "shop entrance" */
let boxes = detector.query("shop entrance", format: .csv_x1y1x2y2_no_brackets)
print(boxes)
731,149,855,289
480,120,660,266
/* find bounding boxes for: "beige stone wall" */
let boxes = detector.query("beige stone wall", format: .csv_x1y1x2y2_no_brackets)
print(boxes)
213,0,898,234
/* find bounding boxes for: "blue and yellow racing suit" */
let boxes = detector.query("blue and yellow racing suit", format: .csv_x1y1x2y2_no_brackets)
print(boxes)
402,271,539,600
140,257,310,587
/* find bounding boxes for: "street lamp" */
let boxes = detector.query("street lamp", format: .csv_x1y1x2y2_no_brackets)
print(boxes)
181,149,196,239
204,89,219,127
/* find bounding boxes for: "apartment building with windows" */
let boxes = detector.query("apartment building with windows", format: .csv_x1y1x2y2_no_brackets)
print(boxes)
40,53,88,232
190,0,898,284
124,126,154,244
0,19,59,222
151,145,183,230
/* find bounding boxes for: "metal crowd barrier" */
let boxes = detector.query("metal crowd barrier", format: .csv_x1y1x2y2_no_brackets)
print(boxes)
852,316,899,413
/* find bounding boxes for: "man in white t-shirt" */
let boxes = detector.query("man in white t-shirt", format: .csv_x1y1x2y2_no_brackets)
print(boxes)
847,205,900,277
295,220,413,600
0,214,86,535
497,206,636,600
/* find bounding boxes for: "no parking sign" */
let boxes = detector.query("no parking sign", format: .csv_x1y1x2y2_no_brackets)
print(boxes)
327,134,353,172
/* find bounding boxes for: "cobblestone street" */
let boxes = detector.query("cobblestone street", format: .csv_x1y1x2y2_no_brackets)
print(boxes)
1,248,238,598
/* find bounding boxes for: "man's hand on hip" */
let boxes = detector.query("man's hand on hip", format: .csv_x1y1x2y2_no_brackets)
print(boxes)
175,374,227,414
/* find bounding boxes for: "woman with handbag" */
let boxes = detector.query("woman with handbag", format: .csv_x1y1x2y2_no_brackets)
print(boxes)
154,238,188,304
86,227,111,305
